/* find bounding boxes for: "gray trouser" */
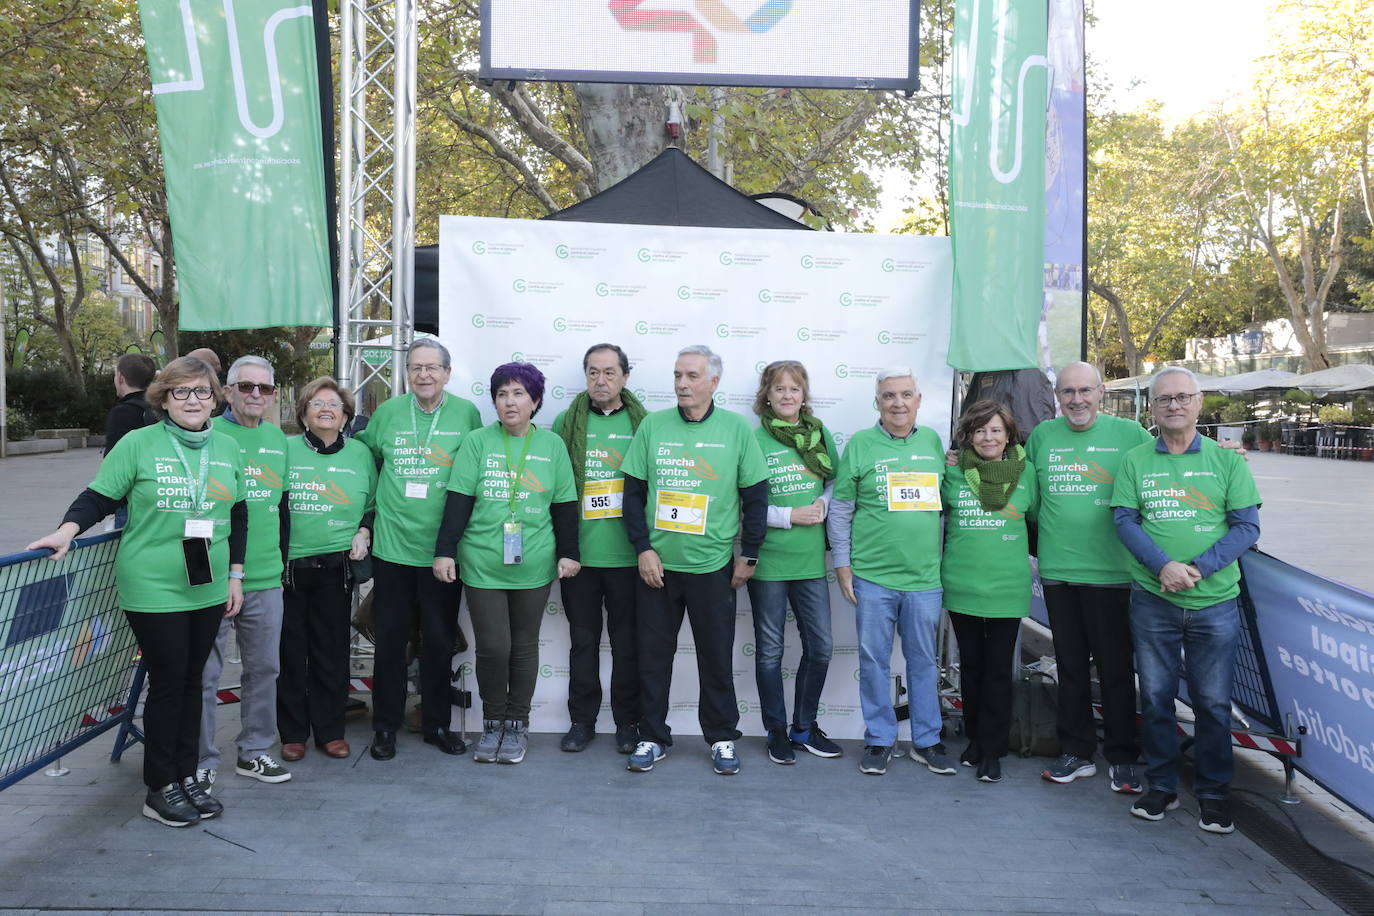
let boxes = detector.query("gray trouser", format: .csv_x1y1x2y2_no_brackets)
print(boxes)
199,587,284,769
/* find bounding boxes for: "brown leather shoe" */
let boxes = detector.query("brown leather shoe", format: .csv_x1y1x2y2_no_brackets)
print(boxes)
281,742,307,762
321,739,351,759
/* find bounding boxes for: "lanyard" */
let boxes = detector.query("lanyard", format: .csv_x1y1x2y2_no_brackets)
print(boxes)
503,426,534,519
167,432,211,519
407,394,445,469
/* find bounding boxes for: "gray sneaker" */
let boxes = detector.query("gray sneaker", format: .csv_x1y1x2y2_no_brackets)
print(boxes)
497,720,528,764
474,719,504,763
909,743,957,775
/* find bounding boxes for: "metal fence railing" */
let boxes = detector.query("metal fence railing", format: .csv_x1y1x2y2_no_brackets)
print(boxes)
0,532,145,792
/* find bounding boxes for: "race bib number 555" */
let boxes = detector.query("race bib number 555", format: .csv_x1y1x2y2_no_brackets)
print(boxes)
582,479,624,520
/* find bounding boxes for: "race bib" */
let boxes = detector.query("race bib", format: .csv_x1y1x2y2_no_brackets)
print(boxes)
654,489,710,536
886,472,941,511
404,481,429,500
183,518,214,538
582,478,624,520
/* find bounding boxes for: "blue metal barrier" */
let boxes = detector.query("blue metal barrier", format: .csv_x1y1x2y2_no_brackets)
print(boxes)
0,532,145,792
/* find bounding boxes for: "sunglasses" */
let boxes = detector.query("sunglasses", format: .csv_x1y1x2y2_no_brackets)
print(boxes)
234,381,278,395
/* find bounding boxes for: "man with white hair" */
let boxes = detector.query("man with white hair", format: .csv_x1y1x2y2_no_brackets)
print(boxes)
197,355,291,793
1111,366,1260,834
620,345,769,776
827,368,954,777
1027,361,1153,793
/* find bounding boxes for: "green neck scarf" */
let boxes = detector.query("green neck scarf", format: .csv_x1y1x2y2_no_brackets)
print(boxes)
163,417,213,450
761,408,834,480
559,389,648,497
959,443,1026,512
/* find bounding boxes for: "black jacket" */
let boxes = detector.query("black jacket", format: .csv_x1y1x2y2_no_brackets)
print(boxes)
103,390,156,455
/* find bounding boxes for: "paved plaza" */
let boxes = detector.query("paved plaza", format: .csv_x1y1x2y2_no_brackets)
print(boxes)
1,446,1371,913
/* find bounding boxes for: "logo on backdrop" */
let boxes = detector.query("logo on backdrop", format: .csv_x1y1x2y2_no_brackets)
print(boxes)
609,0,797,65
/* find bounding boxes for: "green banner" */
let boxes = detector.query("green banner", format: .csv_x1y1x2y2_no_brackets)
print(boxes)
148,329,166,368
948,0,1048,371
140,1,332,331
11,328,29,368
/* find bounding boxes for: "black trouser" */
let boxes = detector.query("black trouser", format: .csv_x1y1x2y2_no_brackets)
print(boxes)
278,562,353,746
125,605,223,788
949,612,1022,759
636,563,741,747
561,565,639,728
465,584,550,722
370,558,460,733
1043,583,1140,764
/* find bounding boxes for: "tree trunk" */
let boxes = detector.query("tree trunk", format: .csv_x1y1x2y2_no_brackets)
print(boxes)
573,84,671,191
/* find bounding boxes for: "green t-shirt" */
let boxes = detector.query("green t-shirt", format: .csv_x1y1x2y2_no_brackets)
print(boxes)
91,423,244,613
621,407,769,574
447,423,577,589
551,408,637,569
1110,436,1262,609
358,393,481,567
1026,414,1153,584
753,424,839,582
833,424,945,592
285,436,379,560
940,463,1039,617
213,418,288,591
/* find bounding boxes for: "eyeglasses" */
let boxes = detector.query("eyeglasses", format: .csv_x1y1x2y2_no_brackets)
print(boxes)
408,364,446,376
308,399,344,410
1152,392,1199,407
1056,386,1099,399
170,386,215,401
233,381,277,395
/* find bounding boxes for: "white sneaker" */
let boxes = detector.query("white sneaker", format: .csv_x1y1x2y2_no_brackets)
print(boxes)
235,753,291,784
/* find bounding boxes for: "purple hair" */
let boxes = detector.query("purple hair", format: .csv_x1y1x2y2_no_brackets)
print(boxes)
489,362,546,416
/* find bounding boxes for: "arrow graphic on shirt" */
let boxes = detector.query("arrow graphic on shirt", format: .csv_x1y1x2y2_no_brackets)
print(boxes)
1080,461,1113,484
207,476,235,501
423,445,454,467
1177,486,1215,511
247,463,282,489
688,456,721,480
317,479,352,505
519,469,547,493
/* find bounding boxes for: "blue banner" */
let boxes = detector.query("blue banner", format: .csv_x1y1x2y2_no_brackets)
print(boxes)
1241,551,1374,821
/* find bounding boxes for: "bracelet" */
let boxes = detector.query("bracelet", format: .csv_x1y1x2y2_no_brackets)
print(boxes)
227,571,245,580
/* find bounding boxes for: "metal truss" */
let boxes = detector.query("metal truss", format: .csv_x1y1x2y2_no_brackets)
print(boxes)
337,0,416,398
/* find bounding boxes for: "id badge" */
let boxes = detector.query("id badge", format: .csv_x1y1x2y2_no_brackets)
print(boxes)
502,520,524,565
184,518,214,538
405,481,429,499
885,472,941,511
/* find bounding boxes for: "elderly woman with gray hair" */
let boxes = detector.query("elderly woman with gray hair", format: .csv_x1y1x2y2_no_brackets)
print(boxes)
434,362,580,765
356,339,482,762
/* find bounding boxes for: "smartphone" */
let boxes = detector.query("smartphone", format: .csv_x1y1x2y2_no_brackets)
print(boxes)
182,537,214,587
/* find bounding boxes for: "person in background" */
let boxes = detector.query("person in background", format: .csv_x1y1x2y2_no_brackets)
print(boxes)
552,344,647,755
358,339,481,761
27,356,245,827
186,348,223,379
104,353,157,456
1112,366,1261,834
827,368,954,778
621,345,769,777
434,362,580,765
279,378,377,762
941,400,1037,784
196,356,292,792
747,360,841,764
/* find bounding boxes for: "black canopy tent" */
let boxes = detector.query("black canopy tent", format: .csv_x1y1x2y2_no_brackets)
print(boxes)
411,148,810,333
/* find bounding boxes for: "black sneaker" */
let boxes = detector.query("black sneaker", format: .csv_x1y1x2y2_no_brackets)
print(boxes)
614,723,639,754
766,728,796,765
960,741,982,768
1198,798,1235,834
789,725,843,758
859,745,893,775
181,777,223,819
561,722,594,752
142,783,200,827
1131,788,1180,821
976,757,1002,783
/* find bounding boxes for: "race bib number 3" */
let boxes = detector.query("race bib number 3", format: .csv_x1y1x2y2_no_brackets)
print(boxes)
582,479,625,520
654,489,710,535
404,481,429,500
886,472,941,512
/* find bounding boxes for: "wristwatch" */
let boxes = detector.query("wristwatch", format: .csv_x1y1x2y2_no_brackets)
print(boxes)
228,571,245,580
741,557,758,567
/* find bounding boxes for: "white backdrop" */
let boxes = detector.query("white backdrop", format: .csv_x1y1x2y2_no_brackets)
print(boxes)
438,215,952,740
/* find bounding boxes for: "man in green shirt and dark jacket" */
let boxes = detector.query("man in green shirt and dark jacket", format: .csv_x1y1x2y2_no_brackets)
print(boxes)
1112,366,1261,835
553,344,648,755
621,345,769,776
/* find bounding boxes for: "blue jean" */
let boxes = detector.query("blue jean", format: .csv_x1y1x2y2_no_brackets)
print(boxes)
853,577,944,747
1129,587,1240,799
746,577,833,733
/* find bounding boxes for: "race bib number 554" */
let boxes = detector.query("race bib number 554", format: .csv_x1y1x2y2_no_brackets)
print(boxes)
886,472,940,512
